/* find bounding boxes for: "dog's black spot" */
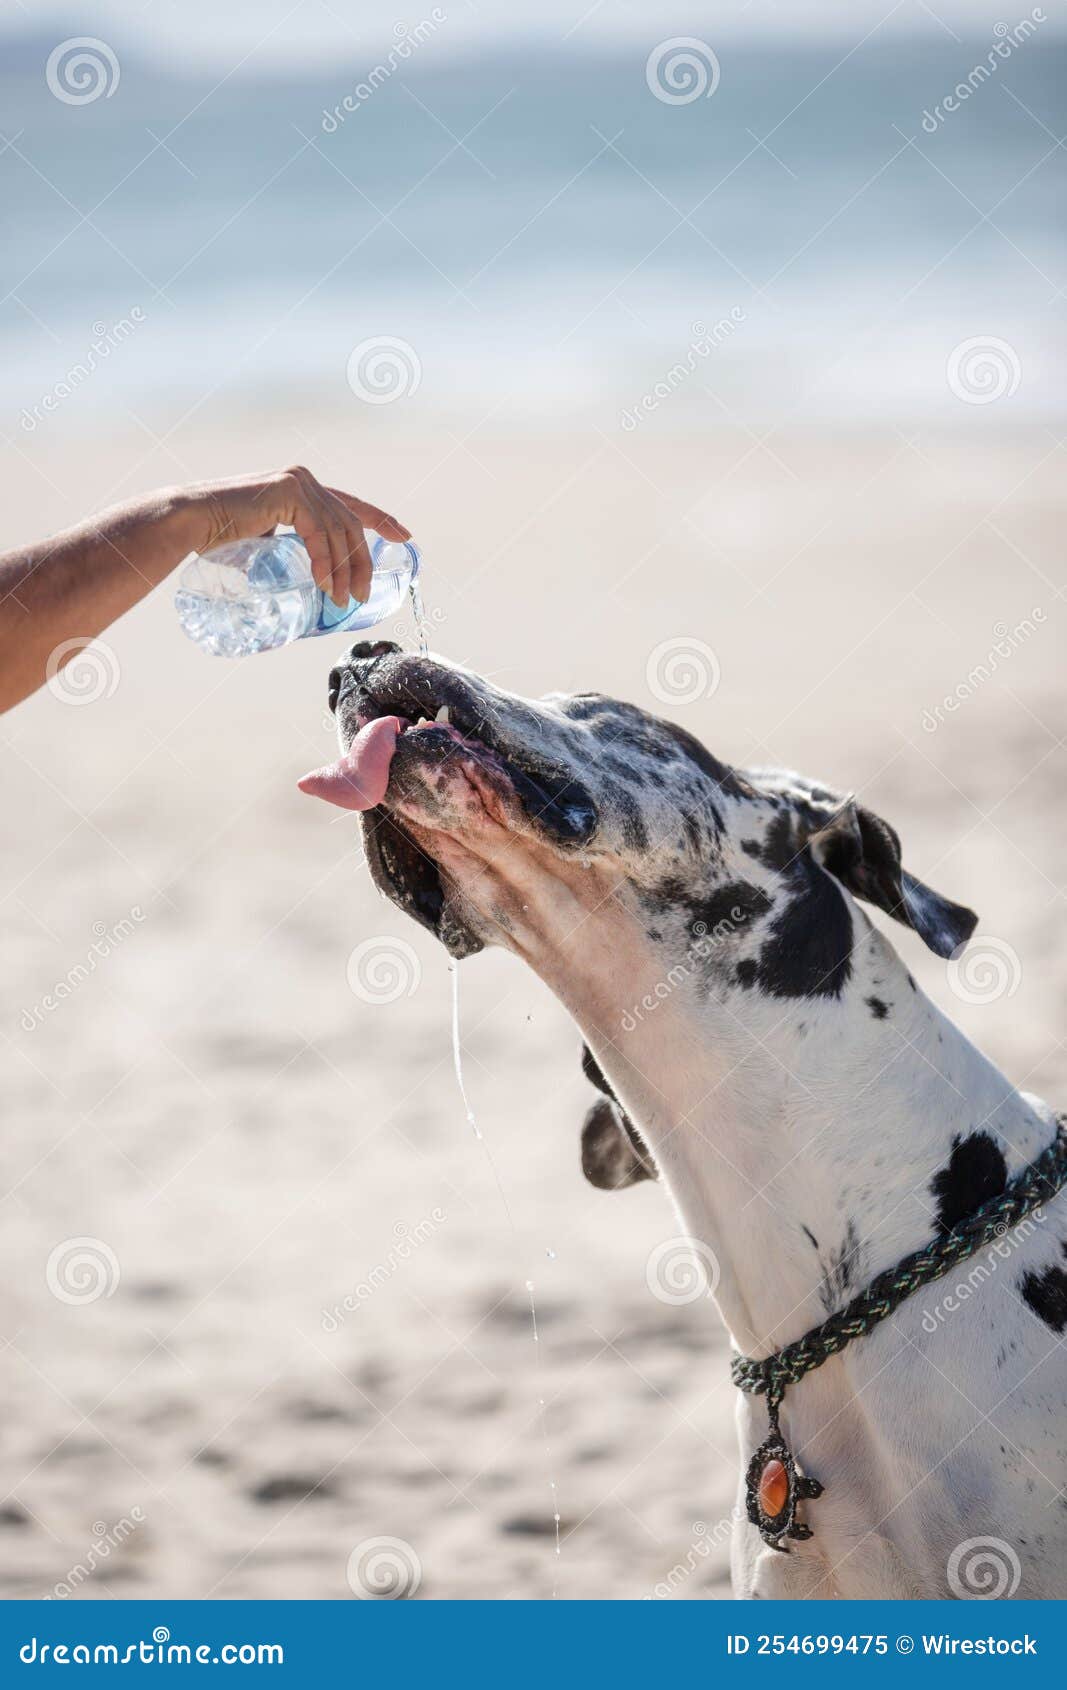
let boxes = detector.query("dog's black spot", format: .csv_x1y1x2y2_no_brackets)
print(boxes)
741,838,763,859
761,811,798,872
640,876,769,944
866,996,890,1019
907,973,918,991
658,721,751,810
801,1224,819,1251
643,875,684,915
689,881,772,939
930,1133,1008,1236
735,959,757,989
1020,1247,1067,1333
753,868,854,999
604,753,648,788
817,1218,863,1314
682,811,703,854
616,789,649,851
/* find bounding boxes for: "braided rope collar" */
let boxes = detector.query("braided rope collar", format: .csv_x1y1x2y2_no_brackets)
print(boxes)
732,1115,1067,1551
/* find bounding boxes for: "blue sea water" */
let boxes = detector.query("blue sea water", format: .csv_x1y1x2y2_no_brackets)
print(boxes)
1,30,1063,431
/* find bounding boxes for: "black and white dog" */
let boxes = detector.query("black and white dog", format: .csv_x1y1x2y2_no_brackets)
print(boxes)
301,642,1067,1601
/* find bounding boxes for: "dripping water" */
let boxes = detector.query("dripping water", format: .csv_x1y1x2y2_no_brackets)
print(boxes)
409,578,430,658
449,961,561,1594
449,964,512,1225
450,959,483,1141
527,1278,563,1584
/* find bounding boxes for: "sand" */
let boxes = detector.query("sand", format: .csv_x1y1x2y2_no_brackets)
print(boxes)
1,414,1064,1599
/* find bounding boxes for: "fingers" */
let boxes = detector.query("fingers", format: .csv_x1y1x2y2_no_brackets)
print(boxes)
279,467,408,605
287,499,335,599
315,495,374,604
327,488,411,544
342,517,373,603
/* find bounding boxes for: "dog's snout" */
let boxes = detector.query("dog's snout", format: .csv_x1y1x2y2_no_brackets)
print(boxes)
330,641,402,713
346,640,401,663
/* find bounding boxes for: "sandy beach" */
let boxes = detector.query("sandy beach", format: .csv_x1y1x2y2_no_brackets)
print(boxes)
1,411,1064,1599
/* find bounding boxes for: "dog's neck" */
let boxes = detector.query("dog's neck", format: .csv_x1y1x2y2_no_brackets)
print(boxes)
537,898,1050,1359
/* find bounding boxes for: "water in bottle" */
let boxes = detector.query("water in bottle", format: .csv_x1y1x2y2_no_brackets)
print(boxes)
174,532,421,657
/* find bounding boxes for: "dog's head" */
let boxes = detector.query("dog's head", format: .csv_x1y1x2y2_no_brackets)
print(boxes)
300,643,977,1185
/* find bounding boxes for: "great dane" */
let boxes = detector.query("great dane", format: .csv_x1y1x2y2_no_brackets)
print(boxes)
300,642,1067,1600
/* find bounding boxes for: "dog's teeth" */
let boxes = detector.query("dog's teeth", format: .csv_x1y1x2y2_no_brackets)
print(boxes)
435,706,450,724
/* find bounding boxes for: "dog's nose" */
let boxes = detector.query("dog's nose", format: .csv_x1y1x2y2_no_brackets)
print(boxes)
346,640,401,662
329,642,401,713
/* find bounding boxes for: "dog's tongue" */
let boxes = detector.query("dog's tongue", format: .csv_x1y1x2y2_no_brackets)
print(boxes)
298,715,401,810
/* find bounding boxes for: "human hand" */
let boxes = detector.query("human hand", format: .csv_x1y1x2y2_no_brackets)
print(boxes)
180,465,411,606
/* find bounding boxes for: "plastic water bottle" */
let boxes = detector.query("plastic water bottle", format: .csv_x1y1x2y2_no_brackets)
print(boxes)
174,532,421,657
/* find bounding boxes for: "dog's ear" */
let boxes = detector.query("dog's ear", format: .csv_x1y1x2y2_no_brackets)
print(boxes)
580,1045,657,1191
809,799,977,959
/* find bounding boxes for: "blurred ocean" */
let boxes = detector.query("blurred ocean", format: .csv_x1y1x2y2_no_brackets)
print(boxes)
1,28,1064,431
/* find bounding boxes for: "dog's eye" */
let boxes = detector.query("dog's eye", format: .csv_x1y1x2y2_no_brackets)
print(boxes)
327,668,342,715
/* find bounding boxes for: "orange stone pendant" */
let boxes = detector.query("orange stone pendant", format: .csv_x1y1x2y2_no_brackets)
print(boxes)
745,1414,823,1551
758,1457,790,1519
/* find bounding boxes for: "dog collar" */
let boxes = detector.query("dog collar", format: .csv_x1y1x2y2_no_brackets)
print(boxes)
732,1115,1067,1551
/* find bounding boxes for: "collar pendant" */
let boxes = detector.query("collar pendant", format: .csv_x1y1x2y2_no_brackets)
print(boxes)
744,1396,823,1551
